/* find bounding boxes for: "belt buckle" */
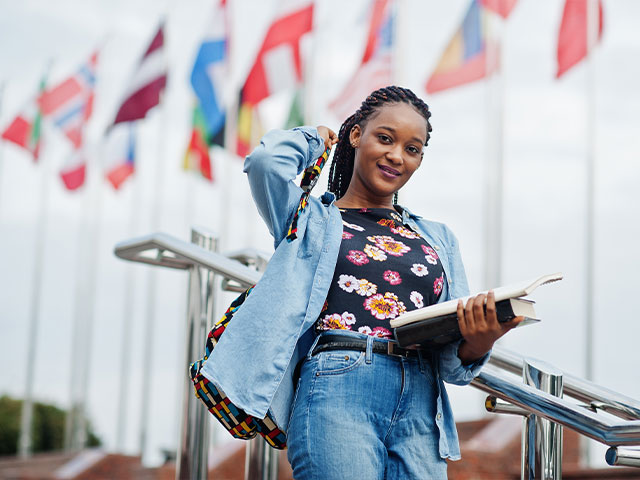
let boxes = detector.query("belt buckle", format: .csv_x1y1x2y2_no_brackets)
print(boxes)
387,341,406,358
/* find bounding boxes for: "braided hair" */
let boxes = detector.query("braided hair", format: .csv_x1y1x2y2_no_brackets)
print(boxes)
327,85,433,202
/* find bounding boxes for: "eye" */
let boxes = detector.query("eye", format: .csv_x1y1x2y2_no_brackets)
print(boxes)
406,145,421,155
378,134,392,143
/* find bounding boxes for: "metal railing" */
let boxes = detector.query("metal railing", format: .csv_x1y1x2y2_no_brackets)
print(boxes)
115,231,640,480
474,349,640,479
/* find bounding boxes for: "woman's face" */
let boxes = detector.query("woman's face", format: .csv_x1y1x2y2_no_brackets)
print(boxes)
347,102,427,206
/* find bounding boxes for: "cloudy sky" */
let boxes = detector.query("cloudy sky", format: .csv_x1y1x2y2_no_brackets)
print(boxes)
1,0,639,467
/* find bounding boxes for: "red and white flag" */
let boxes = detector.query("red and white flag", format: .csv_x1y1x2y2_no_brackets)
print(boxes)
241,0,313,106
60,149,87,191
329,0,394,121
556,0,603,78
113,25,167,124
39,52,98,149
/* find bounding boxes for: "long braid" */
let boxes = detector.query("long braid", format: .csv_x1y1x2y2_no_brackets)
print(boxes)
327,86,433,201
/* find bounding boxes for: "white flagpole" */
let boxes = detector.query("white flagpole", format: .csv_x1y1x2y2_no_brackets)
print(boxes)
393,0,406,87
221,0,236,252
116,124,140,452
585,0,598,384
64,153,92,451
0,81,6,216
139,91,169,461
18,63,52,459
74,142,105,450
483,11,504,290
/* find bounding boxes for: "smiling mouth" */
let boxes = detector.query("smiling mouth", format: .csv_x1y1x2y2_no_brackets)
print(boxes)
378,165,401,177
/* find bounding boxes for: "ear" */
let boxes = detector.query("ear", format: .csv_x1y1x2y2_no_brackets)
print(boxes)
349,124,361,148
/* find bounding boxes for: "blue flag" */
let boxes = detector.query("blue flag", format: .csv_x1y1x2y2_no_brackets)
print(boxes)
190,0,228,142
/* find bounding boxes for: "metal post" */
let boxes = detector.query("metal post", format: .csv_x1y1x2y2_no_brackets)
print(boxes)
245,439,278,480
522,359,564,480
176,228,219,480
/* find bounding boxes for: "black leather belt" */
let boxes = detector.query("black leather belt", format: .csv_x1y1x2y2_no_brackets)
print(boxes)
312,333,420,358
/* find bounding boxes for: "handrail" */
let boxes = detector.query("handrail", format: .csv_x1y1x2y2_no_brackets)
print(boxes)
114,231,640,476
485,348,640,421
114,232,261,287
472,366,640,446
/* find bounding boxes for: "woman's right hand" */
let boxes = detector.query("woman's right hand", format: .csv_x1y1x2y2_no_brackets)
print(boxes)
317,126,338,150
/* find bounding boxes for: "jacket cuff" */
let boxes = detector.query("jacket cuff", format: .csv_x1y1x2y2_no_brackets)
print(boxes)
292,126,325,167
439,340,490,385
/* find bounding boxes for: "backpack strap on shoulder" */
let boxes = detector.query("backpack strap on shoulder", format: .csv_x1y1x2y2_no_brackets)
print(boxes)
285,146,331,242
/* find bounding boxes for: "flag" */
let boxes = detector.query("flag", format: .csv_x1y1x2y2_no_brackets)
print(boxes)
183,103,213,181
328,0,394,121
241,0,313,106
190,0,228,144
481,0,518,18
104,123,136,189
38,52,97,149
113,25,167,125
1,75,46,160
425,0,498,94
556,0,603,78
60,149,87,190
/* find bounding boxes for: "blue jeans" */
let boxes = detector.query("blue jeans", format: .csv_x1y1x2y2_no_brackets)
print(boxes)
287,332,447,480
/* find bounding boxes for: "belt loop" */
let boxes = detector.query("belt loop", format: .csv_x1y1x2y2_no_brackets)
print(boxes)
365,335,373,364
417,349,425,373
307,333,323,359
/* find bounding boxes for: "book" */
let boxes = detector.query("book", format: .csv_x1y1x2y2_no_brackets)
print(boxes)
390,272,563,349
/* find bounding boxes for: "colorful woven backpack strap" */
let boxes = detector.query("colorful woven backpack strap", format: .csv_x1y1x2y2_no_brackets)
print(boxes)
285,146,332,242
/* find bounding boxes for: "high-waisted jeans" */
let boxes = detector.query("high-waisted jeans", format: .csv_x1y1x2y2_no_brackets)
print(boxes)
287,332,447,480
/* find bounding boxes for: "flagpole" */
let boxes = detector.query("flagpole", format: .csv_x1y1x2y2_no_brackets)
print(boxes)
585,0,598,385
64,157,92,452
0,81,6,216
482,11,504,290
393,0,406,87
18,145,54,461
116,125,140,452
73,140,104,451
220,1,236,252
139,92,169,460
18,63,51,459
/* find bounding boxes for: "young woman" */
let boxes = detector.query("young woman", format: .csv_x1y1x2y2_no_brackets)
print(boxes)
200,86,521,479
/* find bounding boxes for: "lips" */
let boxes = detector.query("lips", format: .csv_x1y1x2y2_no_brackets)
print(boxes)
378,164,401,178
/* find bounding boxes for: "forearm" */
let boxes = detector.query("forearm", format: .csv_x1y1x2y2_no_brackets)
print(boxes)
457,340,490,366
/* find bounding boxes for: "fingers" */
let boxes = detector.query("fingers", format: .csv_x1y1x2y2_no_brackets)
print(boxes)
471,293,486,328
465,296,475,330
328,128,338,145
457,299,466,335
316,125,339,149
502,316,524,332
485,290,498,326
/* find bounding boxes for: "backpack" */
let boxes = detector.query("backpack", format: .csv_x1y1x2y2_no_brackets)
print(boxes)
189,146,331,449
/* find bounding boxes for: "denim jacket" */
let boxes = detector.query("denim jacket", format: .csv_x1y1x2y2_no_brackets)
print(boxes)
200,127,488,460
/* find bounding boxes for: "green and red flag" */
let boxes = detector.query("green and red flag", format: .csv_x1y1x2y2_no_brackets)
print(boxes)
1,75,46,160
183,103,213,181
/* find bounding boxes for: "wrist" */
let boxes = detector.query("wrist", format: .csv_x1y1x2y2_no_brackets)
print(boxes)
457,341,489,365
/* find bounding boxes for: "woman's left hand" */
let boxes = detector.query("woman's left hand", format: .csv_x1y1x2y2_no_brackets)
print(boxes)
456,290,523,364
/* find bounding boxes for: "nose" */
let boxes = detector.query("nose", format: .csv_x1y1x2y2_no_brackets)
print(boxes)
386,144,403,164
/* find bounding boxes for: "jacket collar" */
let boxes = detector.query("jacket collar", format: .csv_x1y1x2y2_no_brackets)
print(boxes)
394,204,423,222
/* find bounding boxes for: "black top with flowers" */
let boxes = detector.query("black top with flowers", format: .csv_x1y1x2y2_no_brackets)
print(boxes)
316,208,446,339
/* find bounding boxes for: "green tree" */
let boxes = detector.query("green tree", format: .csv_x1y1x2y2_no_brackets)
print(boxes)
0,395,101,455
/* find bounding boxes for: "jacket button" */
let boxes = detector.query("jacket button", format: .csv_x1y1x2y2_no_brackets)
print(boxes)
434,245,440,250
436,413,442,420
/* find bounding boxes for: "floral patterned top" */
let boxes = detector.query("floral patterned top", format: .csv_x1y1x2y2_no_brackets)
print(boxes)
316,207,446,339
